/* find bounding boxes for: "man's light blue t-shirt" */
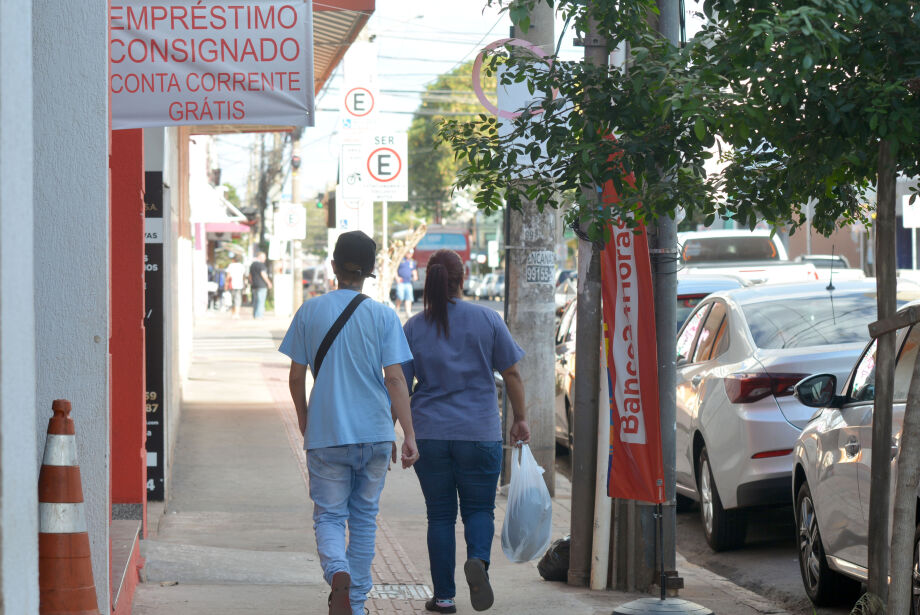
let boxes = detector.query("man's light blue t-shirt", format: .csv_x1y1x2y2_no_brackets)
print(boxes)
402,300,524,441
279,290,412,450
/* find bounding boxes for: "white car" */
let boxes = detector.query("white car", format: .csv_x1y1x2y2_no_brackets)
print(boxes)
679,229,820,284
792,301,920,609
675,280,920,551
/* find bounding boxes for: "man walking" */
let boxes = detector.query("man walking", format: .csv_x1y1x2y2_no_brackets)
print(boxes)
279,231,419,615
249,251,272,319
395,250,418,319
226,254,246,318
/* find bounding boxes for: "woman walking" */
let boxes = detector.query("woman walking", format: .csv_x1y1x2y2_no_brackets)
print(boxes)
402,250,530,613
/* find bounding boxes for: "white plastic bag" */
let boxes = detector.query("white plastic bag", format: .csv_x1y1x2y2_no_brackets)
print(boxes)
501,444,553,563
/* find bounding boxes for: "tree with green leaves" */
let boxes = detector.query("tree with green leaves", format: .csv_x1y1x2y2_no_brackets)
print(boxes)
692,3,920,611
407,60,495,223
439,0,920,610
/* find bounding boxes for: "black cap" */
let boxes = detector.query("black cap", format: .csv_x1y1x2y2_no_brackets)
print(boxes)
333,231,377,278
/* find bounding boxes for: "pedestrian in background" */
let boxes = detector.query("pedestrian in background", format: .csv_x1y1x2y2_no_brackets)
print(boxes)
401,249,530,613
280,230,419,615
226,253,245,318
249,251,272,319
396,250,418,319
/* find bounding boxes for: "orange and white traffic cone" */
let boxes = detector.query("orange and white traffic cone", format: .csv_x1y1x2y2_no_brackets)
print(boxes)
38,399,99,615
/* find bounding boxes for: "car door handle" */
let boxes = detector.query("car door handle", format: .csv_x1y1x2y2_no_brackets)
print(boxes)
691,375,702,388
845,437,861,457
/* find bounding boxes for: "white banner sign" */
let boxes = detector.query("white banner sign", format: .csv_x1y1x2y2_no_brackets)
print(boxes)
364,133,408,202
110,1,314,129
904,195,920,229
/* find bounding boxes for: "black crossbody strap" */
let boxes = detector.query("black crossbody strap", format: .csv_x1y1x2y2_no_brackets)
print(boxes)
313,293,368,379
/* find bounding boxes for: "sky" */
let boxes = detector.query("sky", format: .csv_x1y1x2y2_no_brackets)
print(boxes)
213,1,705,204
213,0,583,201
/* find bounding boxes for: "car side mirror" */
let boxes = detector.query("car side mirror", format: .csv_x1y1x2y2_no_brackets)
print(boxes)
794,374,839,408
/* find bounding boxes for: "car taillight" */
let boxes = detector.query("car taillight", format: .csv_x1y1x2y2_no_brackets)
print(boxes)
724,373,809,404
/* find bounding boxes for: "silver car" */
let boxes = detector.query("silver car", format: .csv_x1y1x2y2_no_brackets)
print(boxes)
792,301,920,609
675,280,920,551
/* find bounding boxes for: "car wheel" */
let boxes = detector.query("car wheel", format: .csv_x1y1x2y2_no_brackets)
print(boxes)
566,402,574,452
697,446,746,551
796,481,860,606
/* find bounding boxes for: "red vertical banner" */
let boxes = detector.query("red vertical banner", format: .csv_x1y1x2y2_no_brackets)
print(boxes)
602,212,665,503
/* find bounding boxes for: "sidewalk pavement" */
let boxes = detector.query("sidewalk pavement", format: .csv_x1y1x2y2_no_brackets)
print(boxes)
132,309,791,615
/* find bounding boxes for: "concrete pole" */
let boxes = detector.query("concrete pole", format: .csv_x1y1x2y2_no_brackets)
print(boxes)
568,19,606,588
651,0,681,589
868,138,897,603
506,2,556,496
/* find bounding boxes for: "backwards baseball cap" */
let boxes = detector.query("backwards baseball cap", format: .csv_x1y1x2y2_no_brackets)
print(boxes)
333,230,377,278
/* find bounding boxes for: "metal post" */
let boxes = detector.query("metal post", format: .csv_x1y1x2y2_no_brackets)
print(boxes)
912,228,917,271
382,200,388,252
291,130,303,311
867,138,897,603
505,0,556,497
568,17,606,588
653,0,681,590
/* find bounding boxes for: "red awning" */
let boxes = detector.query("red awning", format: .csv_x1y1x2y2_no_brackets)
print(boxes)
205,222,251,234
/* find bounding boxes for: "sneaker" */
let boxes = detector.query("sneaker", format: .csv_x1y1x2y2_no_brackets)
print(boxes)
327,571,351,615
425,597,457,613
463,558,494,611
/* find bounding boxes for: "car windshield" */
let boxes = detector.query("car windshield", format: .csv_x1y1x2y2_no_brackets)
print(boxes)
681,236,779,263
743,291,917,349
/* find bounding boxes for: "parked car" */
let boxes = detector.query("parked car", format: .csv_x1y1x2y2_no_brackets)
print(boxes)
475,273,496,300
489,273,505,301
553,274,747,451
792,301,920,608
794,254,866,282
464,274,482,296
674,280,920,551
679,229,819,284
555,274,577,316
302,266,328,298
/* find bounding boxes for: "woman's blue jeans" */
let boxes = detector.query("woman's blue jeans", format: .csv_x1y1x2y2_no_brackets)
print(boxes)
413,439,502,600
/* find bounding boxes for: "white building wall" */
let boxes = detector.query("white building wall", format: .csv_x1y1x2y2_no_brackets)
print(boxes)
32,1,110,611
0,0,39,611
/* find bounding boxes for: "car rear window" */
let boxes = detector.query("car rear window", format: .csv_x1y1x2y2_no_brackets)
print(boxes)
743,292,897,349
681,236,779,262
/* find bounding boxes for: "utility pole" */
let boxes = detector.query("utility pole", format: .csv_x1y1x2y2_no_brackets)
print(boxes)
506,3,556,496
868,138,897,604
649,0,681,593
568,18,606,588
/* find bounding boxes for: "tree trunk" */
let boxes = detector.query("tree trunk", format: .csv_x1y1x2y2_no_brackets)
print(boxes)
868,138,897,603
888,128,919,615
888,356,920,615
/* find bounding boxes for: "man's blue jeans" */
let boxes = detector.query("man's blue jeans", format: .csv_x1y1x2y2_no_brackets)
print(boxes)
252,287,268,318
413,439,502,600
307,442,391,615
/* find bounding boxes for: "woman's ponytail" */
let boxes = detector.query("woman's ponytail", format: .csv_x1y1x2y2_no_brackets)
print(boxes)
423,249,464,338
